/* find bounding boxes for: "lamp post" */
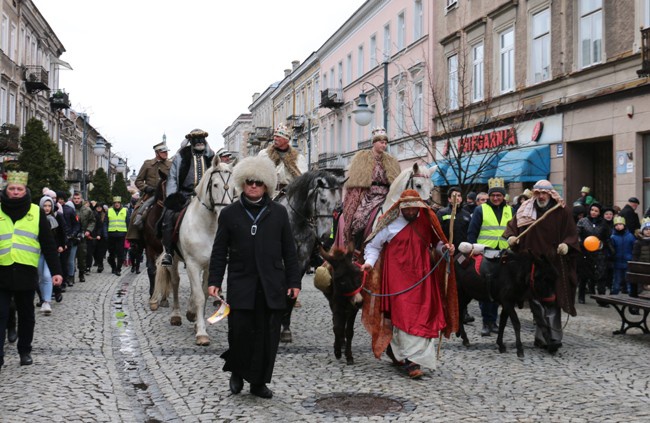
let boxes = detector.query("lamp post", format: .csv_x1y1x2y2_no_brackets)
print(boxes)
129,170,137,187
79,113,88,198
352,60,389,131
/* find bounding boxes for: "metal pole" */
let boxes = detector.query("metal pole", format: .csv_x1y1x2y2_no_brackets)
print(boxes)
81,114,88,198
307,117,312,169
383,60,389,131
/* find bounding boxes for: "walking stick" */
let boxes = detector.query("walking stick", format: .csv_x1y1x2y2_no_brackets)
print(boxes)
437,192,458,359
513,202,562,243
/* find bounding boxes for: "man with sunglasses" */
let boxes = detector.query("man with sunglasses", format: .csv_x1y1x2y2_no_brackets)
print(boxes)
208,156,300,399
161,129,215,266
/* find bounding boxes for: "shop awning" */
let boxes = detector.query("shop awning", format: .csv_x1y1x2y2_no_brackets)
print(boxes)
444,152,504,185
429,163,449,186
495,145,550,182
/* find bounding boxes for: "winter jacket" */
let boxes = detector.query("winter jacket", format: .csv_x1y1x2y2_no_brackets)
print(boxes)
610,228,635,270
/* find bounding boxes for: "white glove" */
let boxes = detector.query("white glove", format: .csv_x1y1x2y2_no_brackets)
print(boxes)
557,243,568,255
507,236,519,247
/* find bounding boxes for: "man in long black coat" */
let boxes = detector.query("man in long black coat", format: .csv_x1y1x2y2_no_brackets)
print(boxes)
208,156,301,399
619,197,641,234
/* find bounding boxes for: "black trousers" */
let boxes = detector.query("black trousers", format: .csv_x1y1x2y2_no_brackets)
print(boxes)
107,235,126,270
0,289,36,359
222,285,283,385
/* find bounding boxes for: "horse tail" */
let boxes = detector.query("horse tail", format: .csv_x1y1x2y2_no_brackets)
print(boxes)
149,255,172,311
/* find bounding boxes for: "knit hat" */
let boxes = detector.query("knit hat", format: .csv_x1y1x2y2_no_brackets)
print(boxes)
642,218,650,232
487,177,506,196
613,216,626,226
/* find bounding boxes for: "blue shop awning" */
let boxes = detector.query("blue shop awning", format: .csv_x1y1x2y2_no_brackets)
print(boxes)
495,145,550,183
429,163,449,186
444,152,504,185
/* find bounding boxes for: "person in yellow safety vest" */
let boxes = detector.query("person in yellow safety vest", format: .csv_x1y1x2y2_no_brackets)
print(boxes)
0,171,63,370
467,177,512,337
107,196,131,276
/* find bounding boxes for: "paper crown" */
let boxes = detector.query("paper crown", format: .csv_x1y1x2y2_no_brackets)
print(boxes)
6,171,28,186
522,188,533,199
641,217,650,231
488,177,505,189
273,123,292,141
153,142,169,152
613,216,626,225
581,186,590,193
372,127,388,142
112,196,122,203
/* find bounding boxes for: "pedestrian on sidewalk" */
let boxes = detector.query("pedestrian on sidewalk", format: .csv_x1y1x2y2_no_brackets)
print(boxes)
37,195,66,315
71,192,95,282
107,197,130,276
90,202,108,273
0,171,63,370
208,156,301,399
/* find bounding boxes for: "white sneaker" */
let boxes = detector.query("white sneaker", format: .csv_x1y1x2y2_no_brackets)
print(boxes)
41,302,52,316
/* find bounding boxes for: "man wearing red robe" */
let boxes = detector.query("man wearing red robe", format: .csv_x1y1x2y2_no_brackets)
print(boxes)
362,190,458,378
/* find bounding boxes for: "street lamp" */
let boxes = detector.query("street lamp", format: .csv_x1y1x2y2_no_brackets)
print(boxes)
93,136,106,156
129,170,137,186
352,60,390,131
116,158,126,174
80,113,89,198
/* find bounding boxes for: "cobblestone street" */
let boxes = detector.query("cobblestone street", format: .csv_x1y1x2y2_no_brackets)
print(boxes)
1,267,649,422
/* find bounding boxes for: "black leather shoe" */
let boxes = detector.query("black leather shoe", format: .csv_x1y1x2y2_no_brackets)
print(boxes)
578,298,585,304
250,384,273,398
113,269,121,276
463,312,475,324
97,267,104,273
489,322,499,334
20,353,33,366
7,327,17,343
78,274,85,282
229,373,243,394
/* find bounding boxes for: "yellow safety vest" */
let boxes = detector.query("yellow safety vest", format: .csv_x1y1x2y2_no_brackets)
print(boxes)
0,203,41,267
108,207,128,233
477,203,512,249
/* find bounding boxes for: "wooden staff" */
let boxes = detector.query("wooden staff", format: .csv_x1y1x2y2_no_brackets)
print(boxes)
438,191,458,359
513,202,562,243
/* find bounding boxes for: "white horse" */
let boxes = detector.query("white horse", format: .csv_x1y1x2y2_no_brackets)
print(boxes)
149,156,235,346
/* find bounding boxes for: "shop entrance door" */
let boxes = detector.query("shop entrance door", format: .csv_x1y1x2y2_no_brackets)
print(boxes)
566,139,613,207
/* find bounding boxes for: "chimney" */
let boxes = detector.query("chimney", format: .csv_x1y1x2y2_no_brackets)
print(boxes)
284,69,291,77
292,60,300,71
252,92,260,102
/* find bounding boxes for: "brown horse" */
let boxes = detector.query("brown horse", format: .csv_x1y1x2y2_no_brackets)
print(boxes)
142,171,168,307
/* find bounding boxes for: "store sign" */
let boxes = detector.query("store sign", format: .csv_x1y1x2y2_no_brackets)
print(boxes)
457,128,517,153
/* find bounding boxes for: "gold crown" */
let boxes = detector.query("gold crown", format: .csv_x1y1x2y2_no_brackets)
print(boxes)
6,171,28,186
488,177,505,189
581,186,590,193
613,216,626,225
274,123,292,141
112,196,122,203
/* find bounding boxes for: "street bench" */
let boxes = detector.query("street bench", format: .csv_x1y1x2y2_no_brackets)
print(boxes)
590,294,650,335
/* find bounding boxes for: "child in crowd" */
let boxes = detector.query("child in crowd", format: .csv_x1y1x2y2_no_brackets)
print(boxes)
630,218,650,297
610,216,635,295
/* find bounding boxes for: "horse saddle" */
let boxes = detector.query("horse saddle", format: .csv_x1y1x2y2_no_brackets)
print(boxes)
171,207,189,244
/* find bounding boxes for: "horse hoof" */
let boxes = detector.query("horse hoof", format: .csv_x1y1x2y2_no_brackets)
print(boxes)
462,340,470,347
517,350,525,358
346,358,354,365
196,335,210,346
160,299,169,308
498,346,506,354
186,311,197,322
149,301,159,311
170,316,182,326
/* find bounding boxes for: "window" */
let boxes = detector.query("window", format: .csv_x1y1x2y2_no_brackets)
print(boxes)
336,119,343,152
448,54,459,109
357,45,364,78
330,68,335,89
397,90,406,136
383,24,391,60
10,23,16,61
472,42,484,102
329,122,335,153
414,81,423,130
579,0,602,68
346,53,352,84
370,34,377,67
532,9,551,83
9,93,15,124
414,0,423,40
644,135,650,206
0,88,6,125
397,12,406,50
1,15,8,53
337,61,343,88
346,115,352,152
645,0,650,28
500,27,515,93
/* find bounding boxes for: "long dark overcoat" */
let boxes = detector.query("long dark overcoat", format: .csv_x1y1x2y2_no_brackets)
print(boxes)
208,197,301,310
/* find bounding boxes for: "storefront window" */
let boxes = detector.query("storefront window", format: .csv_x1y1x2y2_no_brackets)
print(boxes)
644,135,650,208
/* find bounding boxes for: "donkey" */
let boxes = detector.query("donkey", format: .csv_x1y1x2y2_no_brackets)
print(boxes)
455,246,558,358
319,244,363,365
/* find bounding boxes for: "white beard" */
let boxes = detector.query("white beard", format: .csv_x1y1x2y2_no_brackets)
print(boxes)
536,198,549,208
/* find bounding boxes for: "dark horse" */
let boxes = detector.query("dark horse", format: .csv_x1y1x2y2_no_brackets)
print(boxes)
141,171,167,307
455,248,558,358
276,170,342,341
319,243,363,364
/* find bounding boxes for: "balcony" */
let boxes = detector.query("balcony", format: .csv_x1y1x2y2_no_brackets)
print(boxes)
254,126,273,141
50,90,71,110
23,65,50,94
66,169,83,182
639,27,650,78
0,123,20,153
319,88,344,109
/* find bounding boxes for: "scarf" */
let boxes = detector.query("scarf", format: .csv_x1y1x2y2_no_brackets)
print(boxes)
516,189,565,228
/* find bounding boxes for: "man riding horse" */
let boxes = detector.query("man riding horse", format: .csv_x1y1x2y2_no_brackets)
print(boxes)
161,129,215,267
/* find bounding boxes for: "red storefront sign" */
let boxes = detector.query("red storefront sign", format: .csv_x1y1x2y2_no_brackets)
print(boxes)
457,128,517,153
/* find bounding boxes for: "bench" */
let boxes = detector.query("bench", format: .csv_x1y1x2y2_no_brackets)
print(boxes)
590,294,650,335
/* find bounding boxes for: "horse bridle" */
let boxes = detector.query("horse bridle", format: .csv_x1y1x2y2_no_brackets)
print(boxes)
286,184,339,229
406,172,427,190
199,168,235,212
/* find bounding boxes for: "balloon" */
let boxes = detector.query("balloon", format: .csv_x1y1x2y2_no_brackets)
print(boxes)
583,235,600,252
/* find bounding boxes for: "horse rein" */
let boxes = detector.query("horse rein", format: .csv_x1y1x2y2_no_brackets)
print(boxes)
200,168,235,212
406,172,427,190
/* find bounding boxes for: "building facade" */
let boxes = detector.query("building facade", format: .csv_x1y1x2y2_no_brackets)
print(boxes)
221,113,252,161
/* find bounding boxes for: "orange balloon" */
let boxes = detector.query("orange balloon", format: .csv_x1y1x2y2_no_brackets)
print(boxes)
583,235,600,252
